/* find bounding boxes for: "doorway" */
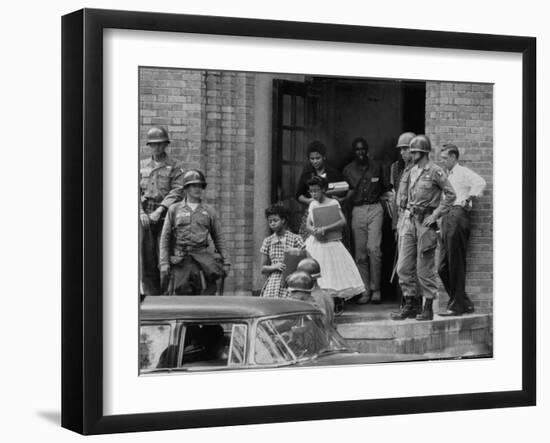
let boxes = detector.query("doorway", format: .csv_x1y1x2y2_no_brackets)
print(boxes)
272,76,426,302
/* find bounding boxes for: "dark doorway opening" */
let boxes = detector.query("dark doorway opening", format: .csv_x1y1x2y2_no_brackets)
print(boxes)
272,77,426,302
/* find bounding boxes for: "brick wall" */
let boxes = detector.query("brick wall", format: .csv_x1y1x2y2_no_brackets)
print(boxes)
139,68,256,295
139,73,494,307
425,82,493,313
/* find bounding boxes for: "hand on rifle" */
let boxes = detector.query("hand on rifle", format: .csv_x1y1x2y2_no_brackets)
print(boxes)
222,263,231,277
140,213,150,228
148,207,164,224
422,214,437,227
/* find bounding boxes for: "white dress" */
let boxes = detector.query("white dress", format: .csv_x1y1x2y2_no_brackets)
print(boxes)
304,198,365,300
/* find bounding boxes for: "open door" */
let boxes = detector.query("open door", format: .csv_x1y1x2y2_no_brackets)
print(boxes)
271,80,320,232
271,76,425,302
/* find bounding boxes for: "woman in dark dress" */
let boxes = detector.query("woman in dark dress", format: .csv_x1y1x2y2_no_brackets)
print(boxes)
295,141,350,240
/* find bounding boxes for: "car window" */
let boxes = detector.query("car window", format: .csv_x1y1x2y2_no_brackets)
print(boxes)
140,323,173,371
255,314,347,364
179,322,247,369
228,324,247,366
254,321,293,365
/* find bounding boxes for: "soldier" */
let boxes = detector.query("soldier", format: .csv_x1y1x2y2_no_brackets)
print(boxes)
389,132,423,319
438,143,486,316
158,169,230,295
390,132,417,233
139,126,184,296
394,135,456,321
296,258,335,327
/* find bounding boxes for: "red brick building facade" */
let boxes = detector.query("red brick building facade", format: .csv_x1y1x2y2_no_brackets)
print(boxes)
425,82,493,312
139,68,493,312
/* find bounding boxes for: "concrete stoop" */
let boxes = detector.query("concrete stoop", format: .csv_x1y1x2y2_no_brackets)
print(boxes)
335,303,493,359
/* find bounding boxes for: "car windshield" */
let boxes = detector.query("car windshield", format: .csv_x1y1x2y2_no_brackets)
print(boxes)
255,314,349,364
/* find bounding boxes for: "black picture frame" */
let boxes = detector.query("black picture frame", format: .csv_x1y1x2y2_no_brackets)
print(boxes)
61,8,536,435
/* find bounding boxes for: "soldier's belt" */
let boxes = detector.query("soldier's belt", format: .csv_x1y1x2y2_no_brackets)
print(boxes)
173,245,208,256
408,206,435,223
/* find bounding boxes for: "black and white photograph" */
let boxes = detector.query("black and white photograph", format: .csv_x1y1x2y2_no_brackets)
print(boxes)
138,68,493,374
2,0,544,440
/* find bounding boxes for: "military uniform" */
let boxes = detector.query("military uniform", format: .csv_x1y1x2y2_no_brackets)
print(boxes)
139,154,184,295
396,161,456,302
159,199,228,295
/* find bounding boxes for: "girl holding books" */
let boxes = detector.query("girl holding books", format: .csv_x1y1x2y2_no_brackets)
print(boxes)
304,176,367,304
259,204,305,298
295,141,350,241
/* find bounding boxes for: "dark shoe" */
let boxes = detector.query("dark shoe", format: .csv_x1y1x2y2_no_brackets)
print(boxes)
416,298,434,321
390,297,418,320
439,309,463,317
370,290,381,304
355,292,371,305
464,304,475,314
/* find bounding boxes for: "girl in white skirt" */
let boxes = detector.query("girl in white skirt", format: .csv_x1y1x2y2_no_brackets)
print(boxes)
304,176,368,307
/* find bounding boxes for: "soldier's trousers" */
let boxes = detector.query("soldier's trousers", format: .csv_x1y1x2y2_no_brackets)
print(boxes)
397,216,439,300
438,207,473,312
140,220,163,296
166,256,217,295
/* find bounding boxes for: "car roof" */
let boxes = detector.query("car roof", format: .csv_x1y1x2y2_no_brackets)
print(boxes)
140,296,322,321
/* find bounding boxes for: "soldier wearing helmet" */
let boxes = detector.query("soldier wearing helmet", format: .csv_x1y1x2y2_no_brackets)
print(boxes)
388,132,423,318
296,258,335,328
286,271,315,294
140,126,184,296
392,135,456,321
390,132,416,232
159,169,230,295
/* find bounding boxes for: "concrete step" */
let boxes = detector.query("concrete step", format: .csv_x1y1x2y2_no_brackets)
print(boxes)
335,302,492,358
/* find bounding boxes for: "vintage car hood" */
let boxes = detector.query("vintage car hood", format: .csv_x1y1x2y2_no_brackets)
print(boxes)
294,351,425,367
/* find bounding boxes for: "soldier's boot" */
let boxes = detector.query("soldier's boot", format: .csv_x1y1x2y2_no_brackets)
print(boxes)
416,298,434,321
390,297,418,320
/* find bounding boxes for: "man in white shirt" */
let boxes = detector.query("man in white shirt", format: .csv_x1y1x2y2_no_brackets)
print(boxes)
438,144,487,316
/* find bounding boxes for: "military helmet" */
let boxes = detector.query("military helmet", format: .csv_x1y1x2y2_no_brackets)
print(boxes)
409,135,432,153
296,258,321,279
182,169,207,188
146,126,170,145
396,132,416,148
286,271,314,292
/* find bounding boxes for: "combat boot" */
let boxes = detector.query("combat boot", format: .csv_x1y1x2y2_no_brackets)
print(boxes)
416,298,434,321
390,297,418,320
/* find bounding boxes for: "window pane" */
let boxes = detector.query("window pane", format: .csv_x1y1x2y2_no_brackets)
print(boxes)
296,96,304,126
295,130,305,161
281,165,291,200
179,323,245,369
229,324,247,366
254,322,290,365
282,94,292,126
282,129,292,161
140,324,172,371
